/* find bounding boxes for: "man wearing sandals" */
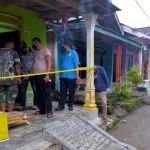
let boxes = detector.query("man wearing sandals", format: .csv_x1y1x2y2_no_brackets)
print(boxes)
32,37,53,118
17,41,38,110
94,65,113,122
0,37,21,112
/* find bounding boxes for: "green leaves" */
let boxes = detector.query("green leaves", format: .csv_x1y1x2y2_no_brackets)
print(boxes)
124,65,145,86
112,66,145,101
112,78,131,101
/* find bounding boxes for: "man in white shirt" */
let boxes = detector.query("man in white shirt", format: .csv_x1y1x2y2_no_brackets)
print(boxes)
32,37,53,118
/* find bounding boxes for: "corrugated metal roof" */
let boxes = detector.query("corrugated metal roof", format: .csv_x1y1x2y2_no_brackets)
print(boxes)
1,0,120,21
1,0,122,34
137,27,150,36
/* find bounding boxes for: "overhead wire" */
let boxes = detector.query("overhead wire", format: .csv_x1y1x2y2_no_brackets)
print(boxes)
134,0,150,21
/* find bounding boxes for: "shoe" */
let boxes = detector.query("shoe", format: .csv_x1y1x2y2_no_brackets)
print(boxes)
54,105,65,111
68,106,73,111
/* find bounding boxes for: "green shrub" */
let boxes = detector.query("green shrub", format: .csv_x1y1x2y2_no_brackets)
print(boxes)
107,106,115,114
124,65,145,86
112,78,131,101
107,97,116,106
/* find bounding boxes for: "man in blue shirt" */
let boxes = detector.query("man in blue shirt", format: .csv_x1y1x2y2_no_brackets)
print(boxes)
17,41,38,110
94,65,113,122
55,37,80,111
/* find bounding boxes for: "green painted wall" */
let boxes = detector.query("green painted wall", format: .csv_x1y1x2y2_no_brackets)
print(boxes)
1,5,46,47
55,35,61,91
71,35,113,84
0,27,14,33
103,45,113,84
0,6,46,92
94,51,99,65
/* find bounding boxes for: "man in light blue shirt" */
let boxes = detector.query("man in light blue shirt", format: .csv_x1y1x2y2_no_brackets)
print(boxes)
55,37,80,111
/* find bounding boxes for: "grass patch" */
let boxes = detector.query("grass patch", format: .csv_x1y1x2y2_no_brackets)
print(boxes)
27,83,32,92
106,117,121,132
107,106,115,114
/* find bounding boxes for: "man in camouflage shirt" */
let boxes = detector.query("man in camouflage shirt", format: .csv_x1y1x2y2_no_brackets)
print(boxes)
0,37,21,112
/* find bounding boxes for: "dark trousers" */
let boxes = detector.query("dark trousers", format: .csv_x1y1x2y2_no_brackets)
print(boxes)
35,75,52,113
59,78,76,107
20,76,38,108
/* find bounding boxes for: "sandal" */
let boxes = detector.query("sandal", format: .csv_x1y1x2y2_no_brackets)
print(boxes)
47,113,53,118
103,118,113,122
18,106,25,110
33,111,46,115
32,106,38,110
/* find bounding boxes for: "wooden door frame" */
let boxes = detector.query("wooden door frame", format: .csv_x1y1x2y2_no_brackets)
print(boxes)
0,9,23,40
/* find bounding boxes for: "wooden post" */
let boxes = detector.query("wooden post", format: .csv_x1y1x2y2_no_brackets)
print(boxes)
135,50,139,66
116,42,122,80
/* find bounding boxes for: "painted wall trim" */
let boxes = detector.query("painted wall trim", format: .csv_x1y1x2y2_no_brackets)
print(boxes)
67,22,142,49
94,25,142,49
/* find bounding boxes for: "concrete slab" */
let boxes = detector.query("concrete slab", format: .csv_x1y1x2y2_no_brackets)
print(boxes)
8,125,44,150
143,95,150,104
43,116,136,150
81,109,99,120
15,139,53,150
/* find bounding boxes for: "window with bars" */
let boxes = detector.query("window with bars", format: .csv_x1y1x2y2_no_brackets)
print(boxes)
126,48,136,71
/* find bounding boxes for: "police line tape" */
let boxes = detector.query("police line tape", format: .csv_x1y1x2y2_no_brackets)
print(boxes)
0,67,94,80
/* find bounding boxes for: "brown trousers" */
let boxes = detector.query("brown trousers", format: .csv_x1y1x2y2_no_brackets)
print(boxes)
96,92,107,119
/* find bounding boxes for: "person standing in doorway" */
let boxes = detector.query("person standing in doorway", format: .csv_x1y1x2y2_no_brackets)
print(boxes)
32,37,53,118
55,37,80,111
0,37,21,112
94,65,113,122
17,41,38,110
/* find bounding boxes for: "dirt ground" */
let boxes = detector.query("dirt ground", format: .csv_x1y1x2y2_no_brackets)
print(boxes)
108,105,150,150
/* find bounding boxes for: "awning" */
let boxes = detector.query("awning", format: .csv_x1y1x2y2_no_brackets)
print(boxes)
56,22,142,48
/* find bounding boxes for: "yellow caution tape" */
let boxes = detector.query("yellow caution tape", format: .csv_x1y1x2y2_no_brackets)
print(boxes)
0,66,94,80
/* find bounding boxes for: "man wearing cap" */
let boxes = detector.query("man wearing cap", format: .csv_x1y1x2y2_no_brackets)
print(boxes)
55,37,80,111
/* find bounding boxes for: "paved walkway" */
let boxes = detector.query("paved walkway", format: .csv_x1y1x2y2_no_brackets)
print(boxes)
109,105,150,150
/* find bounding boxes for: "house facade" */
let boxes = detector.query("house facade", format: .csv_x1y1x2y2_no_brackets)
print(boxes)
0,0,143,111
47,20,142,88
0,1,143,85
121,24,150,80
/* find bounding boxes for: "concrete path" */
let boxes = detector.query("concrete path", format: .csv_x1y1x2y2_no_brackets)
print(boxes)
109,105,150,150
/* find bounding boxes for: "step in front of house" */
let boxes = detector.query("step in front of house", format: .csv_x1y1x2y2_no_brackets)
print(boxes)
15,139,62,150
1,125,44,150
